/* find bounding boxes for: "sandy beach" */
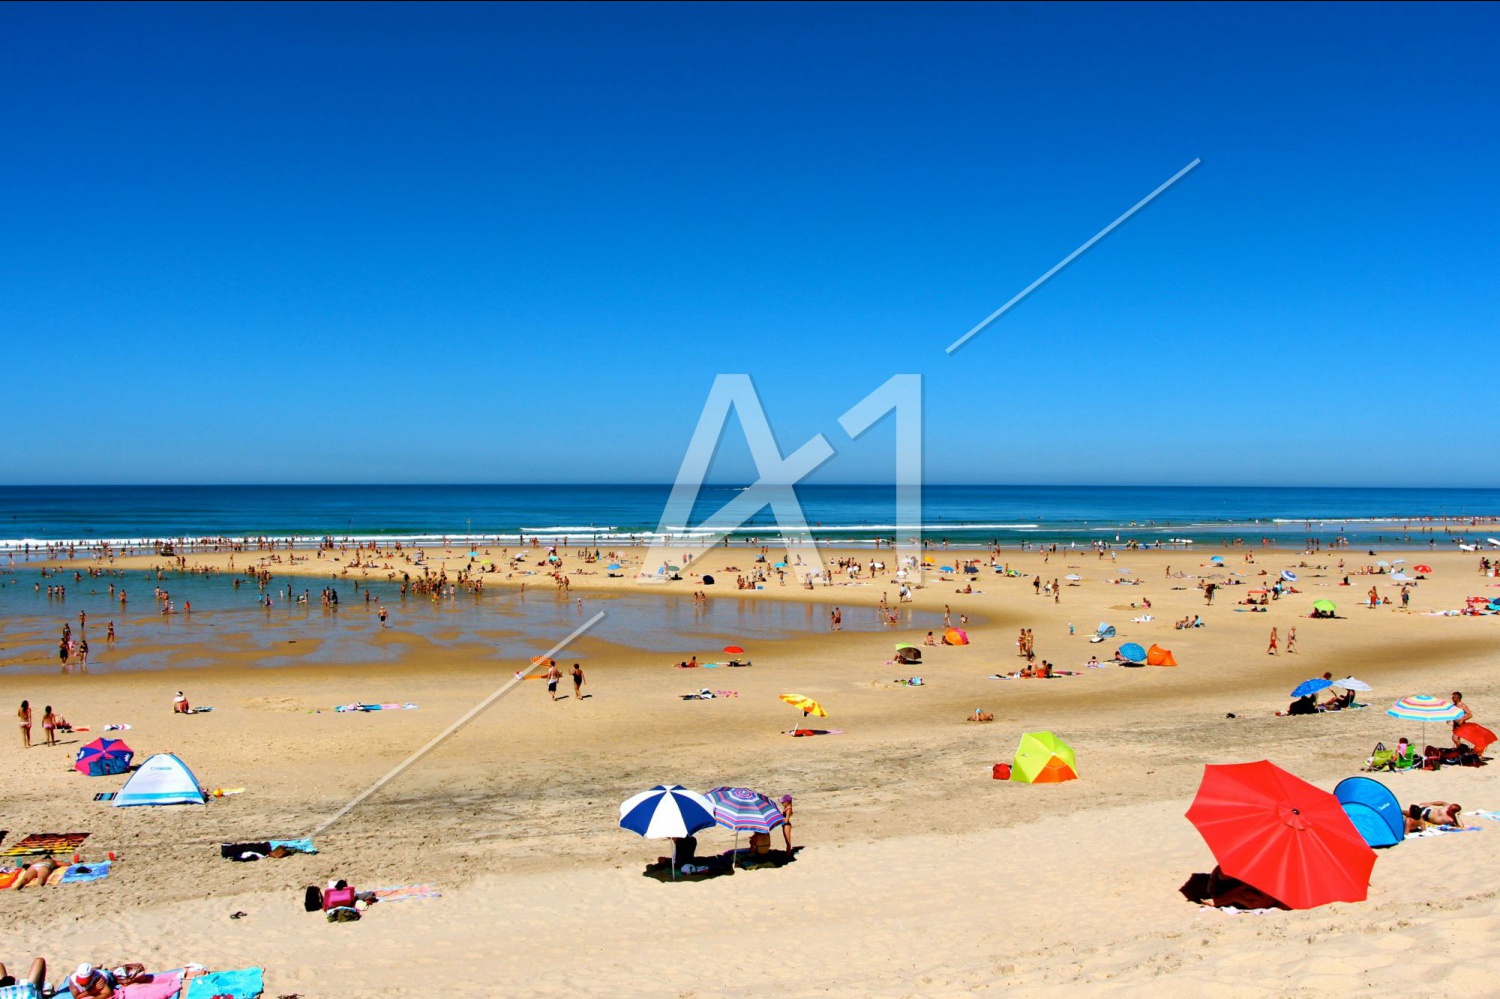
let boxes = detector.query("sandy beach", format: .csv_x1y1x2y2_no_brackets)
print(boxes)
2,543,1498,997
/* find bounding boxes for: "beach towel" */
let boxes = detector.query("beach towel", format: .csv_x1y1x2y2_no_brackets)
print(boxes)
119,970,183,999
786,729,843,737
371,883,440,902
1,833,87,857
1404,822,1476,834
1472,810,1500,822
0,983,43,999
59,860,112,883
269,838,317,854
94,792,117,802
0,869,18,889
180,967,263,999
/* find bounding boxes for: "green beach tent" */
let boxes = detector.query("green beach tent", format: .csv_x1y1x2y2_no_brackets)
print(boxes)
1010,731,1078,784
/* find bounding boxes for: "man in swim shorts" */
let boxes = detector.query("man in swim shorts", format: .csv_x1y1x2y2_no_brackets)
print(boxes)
545,661,562,701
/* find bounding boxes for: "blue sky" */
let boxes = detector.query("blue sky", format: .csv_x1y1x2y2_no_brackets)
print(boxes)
2,2,1495,486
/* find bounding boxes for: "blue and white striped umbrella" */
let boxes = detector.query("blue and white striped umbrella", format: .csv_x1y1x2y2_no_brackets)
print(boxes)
1282,570,1298,582
619,785,716,839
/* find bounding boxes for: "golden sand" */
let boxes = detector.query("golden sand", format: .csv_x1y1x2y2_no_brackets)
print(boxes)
1,545,1496,996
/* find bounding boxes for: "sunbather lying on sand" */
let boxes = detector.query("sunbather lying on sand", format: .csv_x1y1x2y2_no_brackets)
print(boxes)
9,855,59,890
1405,801,1462,833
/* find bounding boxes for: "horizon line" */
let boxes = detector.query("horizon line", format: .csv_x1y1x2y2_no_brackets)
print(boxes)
2,482,1500,491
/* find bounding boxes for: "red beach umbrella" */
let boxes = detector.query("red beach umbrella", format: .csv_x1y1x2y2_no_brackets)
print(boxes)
1454,723,1497,755
1185,761,1376,910
723,645,744,655
1413,564,1432,574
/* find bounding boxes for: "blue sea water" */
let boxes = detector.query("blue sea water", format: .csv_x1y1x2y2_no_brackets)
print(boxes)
0,484,1497,551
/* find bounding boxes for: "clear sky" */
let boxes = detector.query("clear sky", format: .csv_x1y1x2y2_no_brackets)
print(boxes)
2,2,1495,486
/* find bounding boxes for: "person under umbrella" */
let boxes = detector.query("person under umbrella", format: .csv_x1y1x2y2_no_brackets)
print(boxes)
619,785,716,879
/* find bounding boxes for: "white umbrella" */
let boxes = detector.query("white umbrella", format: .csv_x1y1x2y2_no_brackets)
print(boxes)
1334,677,1372,691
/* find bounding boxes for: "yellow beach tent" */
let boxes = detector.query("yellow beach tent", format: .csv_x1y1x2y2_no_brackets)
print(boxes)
1010,731,1078,784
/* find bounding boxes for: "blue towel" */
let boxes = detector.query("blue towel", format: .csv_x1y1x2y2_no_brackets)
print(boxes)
268,838,317,854
183,968,263,999
60,860,112,883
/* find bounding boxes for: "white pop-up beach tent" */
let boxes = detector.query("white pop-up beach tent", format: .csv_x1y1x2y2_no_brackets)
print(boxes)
114,752,207,807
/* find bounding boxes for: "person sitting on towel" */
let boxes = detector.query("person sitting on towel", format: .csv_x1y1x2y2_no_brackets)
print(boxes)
68,963,117,998
1405,801,1462,833
1282,694,1317,716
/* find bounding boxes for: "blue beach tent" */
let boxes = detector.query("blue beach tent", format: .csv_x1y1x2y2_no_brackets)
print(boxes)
114,752,208,807
1334,776,1404,848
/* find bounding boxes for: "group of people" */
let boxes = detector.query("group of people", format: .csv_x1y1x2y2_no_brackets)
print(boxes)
0,958,154,997
17,699,70,748
541,661,586,701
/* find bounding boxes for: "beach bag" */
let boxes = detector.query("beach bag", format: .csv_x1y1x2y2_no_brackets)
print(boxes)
323,886,356,911
304,885,324,912
992,763,1012,780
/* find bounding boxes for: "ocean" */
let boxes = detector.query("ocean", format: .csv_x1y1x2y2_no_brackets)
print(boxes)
1,484,1498,553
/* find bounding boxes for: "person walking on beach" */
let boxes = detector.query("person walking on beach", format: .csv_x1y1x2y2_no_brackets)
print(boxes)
1285,627,1297,654
106,622,115,646
1267,628,1278,655
545,661,563,701
41,706,56,747
1450,692,1474,747
18,700,31,749
571,663,585,700
378,606,388,629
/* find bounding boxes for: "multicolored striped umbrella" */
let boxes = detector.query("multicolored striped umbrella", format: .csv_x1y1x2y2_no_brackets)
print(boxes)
707,786,785,864
706,786,785,834
1386,695,1464,722
1387,694,1464,745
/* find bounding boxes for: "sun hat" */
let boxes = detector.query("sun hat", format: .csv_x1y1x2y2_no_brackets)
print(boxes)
74,964,95,983
780,795,792,803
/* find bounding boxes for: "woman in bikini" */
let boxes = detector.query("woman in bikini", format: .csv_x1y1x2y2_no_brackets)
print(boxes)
778,795,794,852
42,706,57,747
9,855,59,890
1404,801,1462,833
18,700,30,749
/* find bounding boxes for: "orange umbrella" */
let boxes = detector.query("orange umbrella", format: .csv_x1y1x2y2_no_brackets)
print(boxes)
723,645,744,655
531,656,555,668
1455,723,1497,755
779,693,827,718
